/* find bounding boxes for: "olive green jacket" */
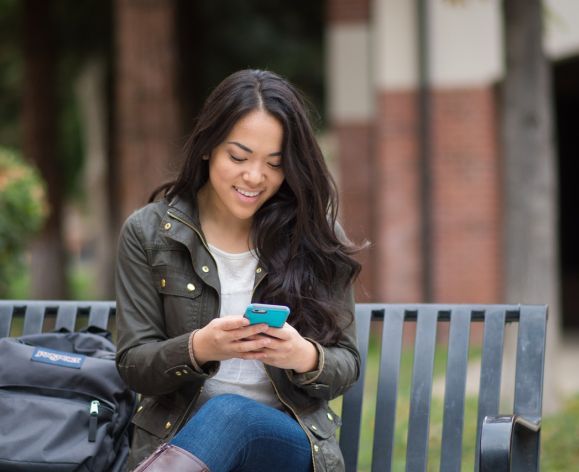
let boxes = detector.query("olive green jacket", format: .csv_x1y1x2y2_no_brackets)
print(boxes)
115,196,360,471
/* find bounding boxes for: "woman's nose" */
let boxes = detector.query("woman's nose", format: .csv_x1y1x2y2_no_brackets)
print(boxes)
243,163,265,185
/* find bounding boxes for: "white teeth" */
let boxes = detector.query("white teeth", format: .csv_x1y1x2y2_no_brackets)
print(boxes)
235,187,260,197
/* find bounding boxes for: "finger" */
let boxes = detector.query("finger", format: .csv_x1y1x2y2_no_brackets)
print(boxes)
242,334,269,342
234,336,271,353
228,323,269,342
261,324,292,340
239,350,268,361
218,315,250,331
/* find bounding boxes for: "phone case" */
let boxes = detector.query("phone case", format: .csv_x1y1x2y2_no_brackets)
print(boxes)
244,303,290,328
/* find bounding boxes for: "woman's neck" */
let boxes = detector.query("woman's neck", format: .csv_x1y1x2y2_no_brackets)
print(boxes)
197,187,252,253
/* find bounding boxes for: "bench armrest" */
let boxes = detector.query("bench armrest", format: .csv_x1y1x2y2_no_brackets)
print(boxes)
479,415,541,472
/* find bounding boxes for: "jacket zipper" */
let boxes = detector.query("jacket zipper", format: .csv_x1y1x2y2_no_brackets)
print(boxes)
167,210,221,314
166,211,216,436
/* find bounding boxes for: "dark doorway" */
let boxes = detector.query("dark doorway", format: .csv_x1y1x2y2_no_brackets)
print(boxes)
554,55,579,331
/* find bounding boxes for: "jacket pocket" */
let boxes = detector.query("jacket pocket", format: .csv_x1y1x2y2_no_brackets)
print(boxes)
153,267,205,335
303,406,341,439
131,396,182,440
153,267,203,299
303,407,344,471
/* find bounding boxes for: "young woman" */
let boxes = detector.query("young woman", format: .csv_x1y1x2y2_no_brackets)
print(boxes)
115,69,362,472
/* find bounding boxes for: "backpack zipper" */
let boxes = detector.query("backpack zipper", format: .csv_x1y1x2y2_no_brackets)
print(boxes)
88,400,100,442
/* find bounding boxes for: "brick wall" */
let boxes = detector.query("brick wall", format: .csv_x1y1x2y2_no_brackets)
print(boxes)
343,86,502,304
374,90,423,302
431,87,502,303
336,123,375,301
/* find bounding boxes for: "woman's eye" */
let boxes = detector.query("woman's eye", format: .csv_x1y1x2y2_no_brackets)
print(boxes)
229,154,245,163
268,161,282,169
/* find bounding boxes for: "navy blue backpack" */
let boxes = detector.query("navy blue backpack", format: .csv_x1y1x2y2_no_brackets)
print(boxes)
0,329,136,471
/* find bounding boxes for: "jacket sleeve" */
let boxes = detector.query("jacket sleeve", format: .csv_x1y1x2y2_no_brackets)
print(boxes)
285,275,361,401
115,210,217,396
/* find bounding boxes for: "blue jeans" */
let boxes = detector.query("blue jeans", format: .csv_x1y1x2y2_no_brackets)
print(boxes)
170,394,312,472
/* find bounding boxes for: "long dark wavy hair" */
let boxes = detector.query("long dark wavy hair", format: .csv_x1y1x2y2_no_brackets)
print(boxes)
152,69,361,344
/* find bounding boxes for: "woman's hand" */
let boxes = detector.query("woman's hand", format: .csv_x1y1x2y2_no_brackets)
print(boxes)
241,324,319,373
193,316,271,365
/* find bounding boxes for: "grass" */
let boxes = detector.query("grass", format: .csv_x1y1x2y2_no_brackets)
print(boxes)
332,329,579,471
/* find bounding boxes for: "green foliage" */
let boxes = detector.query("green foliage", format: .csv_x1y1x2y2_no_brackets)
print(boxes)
0,148,46,297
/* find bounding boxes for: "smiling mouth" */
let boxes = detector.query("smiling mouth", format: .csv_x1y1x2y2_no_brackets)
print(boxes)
234,187,262,198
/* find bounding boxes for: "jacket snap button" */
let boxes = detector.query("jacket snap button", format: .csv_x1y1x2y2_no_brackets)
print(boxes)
137,406,143,413
160,278,166,288
313,445,319,453
164,421,172,430
311,425,318,431
327,413,333,421
164,222,171,230
175,371,182,377
187,283,195,292
202,266,209,273
256,267,262,274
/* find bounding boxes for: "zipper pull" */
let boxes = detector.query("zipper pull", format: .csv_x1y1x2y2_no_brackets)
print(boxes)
88,400,100,442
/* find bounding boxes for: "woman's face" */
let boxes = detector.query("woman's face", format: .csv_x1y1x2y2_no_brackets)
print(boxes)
203,109,285,224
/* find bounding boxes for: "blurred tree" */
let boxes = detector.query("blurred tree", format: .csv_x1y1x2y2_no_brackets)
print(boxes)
502,0,561,412
3,0,324,298
22,0,68,298
176,0,325,132
115,0,180,222
0,0,22,149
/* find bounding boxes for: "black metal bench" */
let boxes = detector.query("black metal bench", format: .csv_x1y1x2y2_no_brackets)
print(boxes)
0,301,547,471
341,303,547,472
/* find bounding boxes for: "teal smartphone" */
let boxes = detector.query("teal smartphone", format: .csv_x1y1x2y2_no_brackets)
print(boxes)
244,303,290,328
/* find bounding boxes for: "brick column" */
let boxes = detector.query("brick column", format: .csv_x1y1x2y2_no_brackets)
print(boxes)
373,0,423,302
326,0,375,300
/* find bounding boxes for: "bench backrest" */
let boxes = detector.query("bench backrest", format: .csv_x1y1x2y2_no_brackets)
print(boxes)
0,300,115,337
340,303,547,472
0,301,547,471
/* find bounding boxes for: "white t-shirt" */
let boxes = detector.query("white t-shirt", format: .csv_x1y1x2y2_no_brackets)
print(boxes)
193,244,283,411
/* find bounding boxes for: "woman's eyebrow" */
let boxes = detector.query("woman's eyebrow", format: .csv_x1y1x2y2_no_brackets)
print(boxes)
227,141,282,157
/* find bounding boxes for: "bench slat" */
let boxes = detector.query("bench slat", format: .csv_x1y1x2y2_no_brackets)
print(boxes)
54,304,78,331
514,305,547,418
22,304,44,335
0,303,13,337
371,306,405,472
475,308,508,472
340,303,373,472
88,303,112,330
406,307,438,471
440,308,472,472
511,306,547,472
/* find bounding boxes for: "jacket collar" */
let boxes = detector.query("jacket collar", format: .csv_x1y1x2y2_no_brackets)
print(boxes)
162,194,268,291
167,194,201,231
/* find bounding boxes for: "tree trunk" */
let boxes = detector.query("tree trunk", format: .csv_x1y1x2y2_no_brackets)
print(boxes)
76,60,115,299
502,0,561,413
114,0,180,223
23,0,68,299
